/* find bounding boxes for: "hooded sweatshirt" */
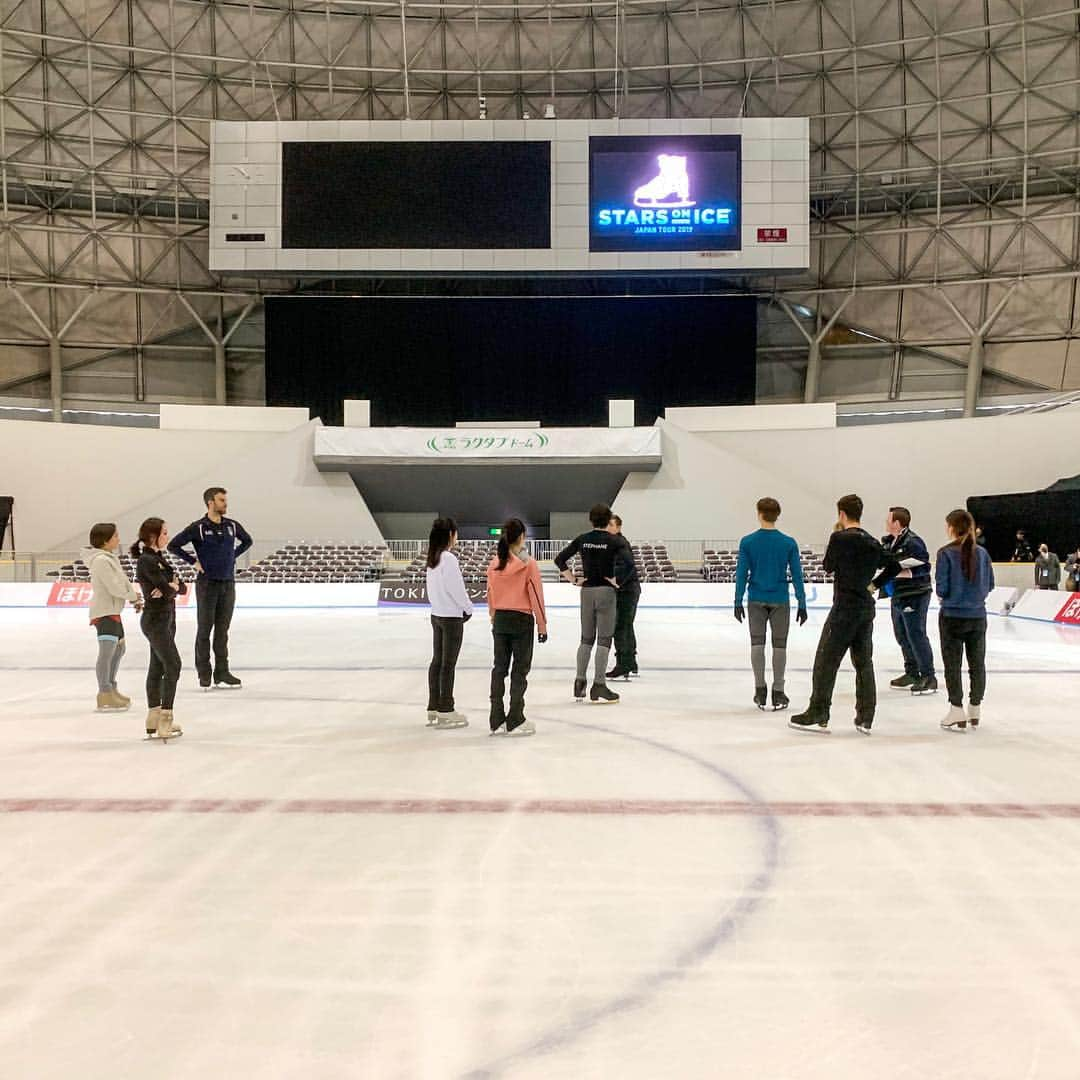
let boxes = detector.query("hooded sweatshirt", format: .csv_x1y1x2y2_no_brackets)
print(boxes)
86,547,139,621
486,551,547,635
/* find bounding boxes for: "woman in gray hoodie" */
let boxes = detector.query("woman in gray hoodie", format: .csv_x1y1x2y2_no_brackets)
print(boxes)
86,522,142,713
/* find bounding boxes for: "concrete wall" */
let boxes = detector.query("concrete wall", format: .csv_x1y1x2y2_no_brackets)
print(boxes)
614,408,1080,547
3,416,383,551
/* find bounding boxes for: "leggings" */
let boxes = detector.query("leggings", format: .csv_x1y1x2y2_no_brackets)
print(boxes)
141,608,182,710
576,586,617,685
427,615,464,714
747,602,790,692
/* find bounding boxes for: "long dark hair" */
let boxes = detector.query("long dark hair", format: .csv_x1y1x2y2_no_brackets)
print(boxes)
945,508,978,582
426,517,457,569
496,518,526,571
130,517,165,559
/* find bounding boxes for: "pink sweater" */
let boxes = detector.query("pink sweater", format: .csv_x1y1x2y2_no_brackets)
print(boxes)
486,553,547,635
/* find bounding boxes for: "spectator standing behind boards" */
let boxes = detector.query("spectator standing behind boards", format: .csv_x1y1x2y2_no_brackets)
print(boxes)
1034,544,1061,590
168,486,252,690
1066,549,1080,592
1011,529,1034,562
86,522,142,714
937,509,995,732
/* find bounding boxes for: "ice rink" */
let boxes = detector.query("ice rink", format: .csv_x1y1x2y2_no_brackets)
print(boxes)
2,603,1079,1079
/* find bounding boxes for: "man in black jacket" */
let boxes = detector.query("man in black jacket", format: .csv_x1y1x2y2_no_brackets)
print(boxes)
790,494,901,735
554,504,633,704
168,486,253,690
881,507,937,695
605,514,640,681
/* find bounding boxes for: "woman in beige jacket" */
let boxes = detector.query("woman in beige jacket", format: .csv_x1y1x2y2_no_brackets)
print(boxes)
87,522,141,712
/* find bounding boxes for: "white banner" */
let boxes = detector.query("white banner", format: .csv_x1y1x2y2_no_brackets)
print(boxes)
314,426,662,466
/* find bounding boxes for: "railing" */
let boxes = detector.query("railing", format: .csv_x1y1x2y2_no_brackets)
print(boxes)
3,538,830,584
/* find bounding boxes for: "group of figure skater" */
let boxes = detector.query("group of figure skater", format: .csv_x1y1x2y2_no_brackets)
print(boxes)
86,487,251,740
85,487,994,741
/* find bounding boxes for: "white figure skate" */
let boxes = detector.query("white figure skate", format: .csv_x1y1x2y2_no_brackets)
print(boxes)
634,155,695,208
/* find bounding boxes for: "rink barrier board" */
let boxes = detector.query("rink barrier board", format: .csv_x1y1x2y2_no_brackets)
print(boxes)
0,582,1028,617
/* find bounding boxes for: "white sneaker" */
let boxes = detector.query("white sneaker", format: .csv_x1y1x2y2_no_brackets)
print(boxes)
967,704,981,729
432,711,468,729
941,705,967,732
505,720,536,737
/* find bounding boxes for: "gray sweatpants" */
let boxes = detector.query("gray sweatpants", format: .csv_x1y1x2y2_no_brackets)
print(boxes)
748,601,791,692
576,586,617,685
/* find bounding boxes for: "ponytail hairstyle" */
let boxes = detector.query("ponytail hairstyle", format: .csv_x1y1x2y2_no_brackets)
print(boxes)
496,518,526,571
426,516,457,570
130,517,165,560
946,508,978,582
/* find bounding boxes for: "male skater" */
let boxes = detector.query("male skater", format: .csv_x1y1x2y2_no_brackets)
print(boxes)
605,514,640,681
880,506,937,694
790,494,900,735
169,486,252,690
554,504,633,703
734,497,808,711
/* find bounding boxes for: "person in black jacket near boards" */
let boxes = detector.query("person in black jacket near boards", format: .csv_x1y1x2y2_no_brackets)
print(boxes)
880,507,937,695
168,486,252,690
133,517,187,740
790,494,901,735
605,514,640,681
554,503,633,704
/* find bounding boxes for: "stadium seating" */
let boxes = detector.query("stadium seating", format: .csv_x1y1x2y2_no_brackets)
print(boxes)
701,548,833,585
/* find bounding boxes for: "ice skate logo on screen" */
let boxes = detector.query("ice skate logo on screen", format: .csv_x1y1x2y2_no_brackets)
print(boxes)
634,155,695,208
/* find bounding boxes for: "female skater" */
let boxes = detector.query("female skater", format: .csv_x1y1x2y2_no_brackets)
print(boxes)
936,509,994,731
487,519,548,736
425,517,473,729
132,517,186,740
87,522,141,712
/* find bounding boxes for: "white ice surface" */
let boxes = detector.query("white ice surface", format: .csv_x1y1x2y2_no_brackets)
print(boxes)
1,606,1079,1079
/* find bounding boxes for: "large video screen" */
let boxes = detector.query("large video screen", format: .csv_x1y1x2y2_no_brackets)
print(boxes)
266,294,757,427
589,135,741,253
282,141,551,249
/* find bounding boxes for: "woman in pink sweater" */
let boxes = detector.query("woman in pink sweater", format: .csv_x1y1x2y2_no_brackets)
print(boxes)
487,518,548,737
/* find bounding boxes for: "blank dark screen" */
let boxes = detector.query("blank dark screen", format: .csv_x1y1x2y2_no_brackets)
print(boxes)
281,141,551,249
265,295,757,427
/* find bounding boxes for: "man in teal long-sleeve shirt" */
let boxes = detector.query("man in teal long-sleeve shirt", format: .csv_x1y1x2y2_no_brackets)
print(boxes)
734,497,808,711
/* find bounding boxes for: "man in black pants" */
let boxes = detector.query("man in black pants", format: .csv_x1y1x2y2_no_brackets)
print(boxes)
169,486,252,690
790,494,900,735
605,514,640,680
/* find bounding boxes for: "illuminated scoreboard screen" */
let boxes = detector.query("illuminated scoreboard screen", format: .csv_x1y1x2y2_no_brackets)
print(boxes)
589,134,741,253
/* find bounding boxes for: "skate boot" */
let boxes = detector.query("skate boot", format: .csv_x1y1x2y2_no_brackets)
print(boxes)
753,686,768,711
199,676,212,691
789,711,829,734
432,711,468,729
504,719,536,738
96,691,127,713
573,678,587,702
214,671,242,690
911,675,938,695
941,705,967,732
854,719,873,735
426,710,438,726
890,674,918,690
967,704,981,729
771,689,790,712
590,684,620,704
155,709,182,740
111,687,131,708
145,706,161,736
606,665,631,681
628,664,640,678
634,154,695,207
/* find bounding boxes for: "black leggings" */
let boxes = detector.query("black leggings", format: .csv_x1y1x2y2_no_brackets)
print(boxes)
428,615,464,714
141,608,182,710
939,614,987,708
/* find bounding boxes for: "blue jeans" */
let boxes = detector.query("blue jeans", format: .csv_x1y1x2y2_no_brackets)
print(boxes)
890,591,935,678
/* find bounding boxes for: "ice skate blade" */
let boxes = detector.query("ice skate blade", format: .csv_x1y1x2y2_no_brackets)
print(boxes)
143,731,183,742
788,721,829,734
633,197,696,208
96,706,129,713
